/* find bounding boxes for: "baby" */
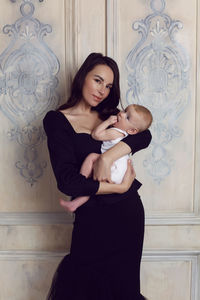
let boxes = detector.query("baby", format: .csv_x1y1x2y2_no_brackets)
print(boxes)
60,104,152,212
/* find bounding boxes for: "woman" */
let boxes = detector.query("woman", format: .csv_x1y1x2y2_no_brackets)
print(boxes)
43,53,151,300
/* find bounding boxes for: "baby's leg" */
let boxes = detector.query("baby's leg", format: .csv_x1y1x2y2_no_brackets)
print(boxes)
60,153,100,212
80,152,100,177
60,196,89,213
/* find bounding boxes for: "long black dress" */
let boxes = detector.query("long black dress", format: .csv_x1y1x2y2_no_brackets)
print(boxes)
43,110,152,300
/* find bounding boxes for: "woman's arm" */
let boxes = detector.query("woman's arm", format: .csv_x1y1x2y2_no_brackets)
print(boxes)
93,129,152,182
96,159,135,194
43,111,99,197
122,129,152,155
43,111,135,197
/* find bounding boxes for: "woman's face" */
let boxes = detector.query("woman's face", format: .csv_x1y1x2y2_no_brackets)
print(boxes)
82,64,114,107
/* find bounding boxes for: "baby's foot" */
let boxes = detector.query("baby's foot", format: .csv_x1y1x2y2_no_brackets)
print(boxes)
59,199,77,212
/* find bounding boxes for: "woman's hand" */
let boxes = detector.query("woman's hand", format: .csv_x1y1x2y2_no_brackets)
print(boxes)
93,154,113,183
96,159,136,195
118,159,136,193
93,141,132,183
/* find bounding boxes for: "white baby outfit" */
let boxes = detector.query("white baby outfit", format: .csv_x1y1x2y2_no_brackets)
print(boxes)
101,127,129,184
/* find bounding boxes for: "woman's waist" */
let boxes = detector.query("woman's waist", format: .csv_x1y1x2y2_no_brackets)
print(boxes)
83,178,142,206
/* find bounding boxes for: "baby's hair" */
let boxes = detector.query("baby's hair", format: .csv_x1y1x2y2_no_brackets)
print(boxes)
132,104,153,131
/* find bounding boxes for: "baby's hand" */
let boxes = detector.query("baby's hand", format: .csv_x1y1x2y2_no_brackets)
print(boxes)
107,115,117,125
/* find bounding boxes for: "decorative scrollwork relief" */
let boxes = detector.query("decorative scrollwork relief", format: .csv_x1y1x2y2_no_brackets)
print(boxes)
126,0,190,184
0,0,60,185
10,0,44,3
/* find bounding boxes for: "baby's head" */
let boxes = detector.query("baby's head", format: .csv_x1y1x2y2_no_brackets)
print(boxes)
114,104,152,135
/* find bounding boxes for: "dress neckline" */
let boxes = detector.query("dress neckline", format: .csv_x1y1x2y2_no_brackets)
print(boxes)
57,110,91,135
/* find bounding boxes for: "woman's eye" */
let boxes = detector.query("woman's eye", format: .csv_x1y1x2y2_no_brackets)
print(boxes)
95,79,101,83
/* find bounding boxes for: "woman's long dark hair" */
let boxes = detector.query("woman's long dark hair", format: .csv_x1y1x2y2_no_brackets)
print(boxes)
58,53,121,120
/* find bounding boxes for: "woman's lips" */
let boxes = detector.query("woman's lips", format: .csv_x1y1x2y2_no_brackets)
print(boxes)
93,95,102,102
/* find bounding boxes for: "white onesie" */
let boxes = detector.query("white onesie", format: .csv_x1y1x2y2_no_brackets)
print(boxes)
101,127,129,184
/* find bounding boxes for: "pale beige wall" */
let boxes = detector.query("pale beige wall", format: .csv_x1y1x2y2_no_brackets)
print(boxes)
0,0,199,299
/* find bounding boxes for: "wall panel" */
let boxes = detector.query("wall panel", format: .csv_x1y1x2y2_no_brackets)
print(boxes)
0,252,64,300
116,0,197,217
76,0,106,65
0,0,67,213
141,251,199,300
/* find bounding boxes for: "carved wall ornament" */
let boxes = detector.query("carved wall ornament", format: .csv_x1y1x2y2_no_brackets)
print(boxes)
0,0,60,185
126,0,190,184
10,0,44,3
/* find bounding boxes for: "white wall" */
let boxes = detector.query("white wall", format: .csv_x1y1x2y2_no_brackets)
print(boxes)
0,0,199,299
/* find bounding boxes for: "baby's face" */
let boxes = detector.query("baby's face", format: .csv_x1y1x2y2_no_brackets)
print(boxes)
114,105,141,133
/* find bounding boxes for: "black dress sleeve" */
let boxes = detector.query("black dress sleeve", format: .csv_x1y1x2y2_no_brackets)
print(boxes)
122,129,152,154
43,111,100,198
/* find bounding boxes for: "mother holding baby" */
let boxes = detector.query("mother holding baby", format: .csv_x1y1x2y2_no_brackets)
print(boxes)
43,52,152,300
